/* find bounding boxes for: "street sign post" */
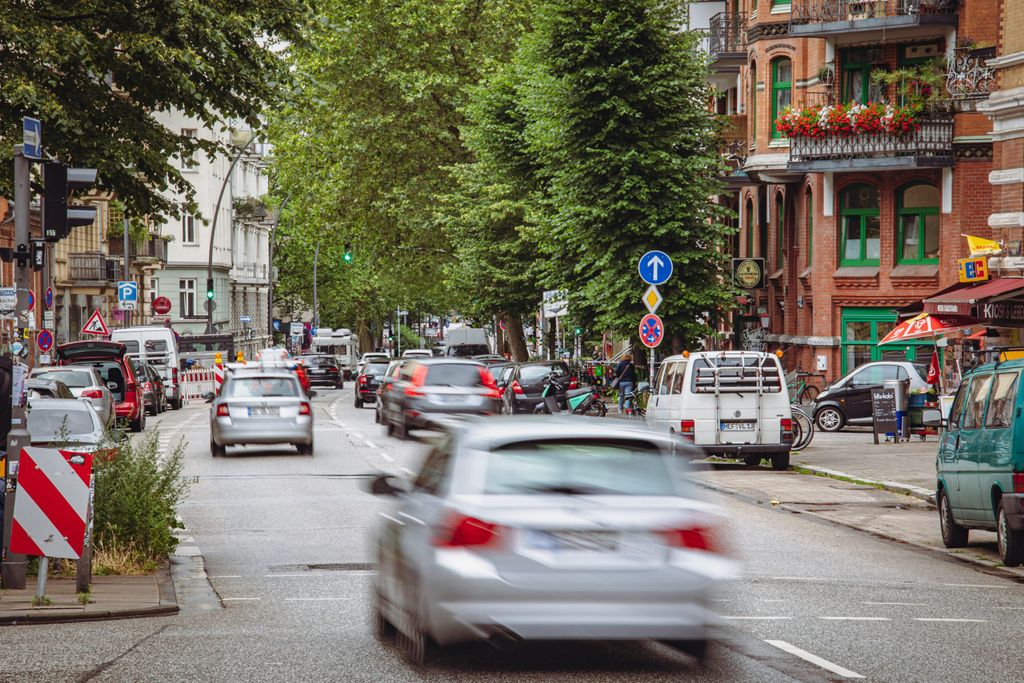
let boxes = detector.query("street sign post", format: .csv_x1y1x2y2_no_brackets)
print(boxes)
290,322,304,336
22,118,41,159
117,281,138,311
639,313,664,348
642,285,663,314
240,314,252,324
638,250,673,286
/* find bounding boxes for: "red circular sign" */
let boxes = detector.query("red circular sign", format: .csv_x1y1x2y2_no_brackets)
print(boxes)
152,296,172,315
638,313,664,349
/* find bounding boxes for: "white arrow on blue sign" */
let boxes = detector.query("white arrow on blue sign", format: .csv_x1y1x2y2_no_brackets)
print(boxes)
638,250,673,286
22,118,41,159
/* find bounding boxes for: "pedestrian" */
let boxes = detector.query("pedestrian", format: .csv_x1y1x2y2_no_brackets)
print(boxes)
613,354,636,415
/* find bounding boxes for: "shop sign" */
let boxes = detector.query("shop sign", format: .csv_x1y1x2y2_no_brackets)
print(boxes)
958,257,990,284
981,302,1024,327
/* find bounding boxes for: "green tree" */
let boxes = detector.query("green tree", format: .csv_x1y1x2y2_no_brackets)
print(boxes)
0,1,309,218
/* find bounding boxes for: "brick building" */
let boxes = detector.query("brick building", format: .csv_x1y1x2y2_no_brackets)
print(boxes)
707,0,998,381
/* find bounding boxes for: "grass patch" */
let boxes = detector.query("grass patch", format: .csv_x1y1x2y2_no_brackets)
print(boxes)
76,591,92,605
30,596,52,607
93,536,159,576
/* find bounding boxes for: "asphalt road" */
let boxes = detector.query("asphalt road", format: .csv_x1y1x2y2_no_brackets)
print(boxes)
3,387,1023,682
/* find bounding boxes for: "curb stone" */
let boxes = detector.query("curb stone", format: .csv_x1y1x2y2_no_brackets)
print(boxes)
792,462,937,506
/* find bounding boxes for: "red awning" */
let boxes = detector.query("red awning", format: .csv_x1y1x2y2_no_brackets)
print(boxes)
922,278,1024,316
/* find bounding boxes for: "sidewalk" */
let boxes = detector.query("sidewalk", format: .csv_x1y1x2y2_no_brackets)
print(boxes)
0,565,177,625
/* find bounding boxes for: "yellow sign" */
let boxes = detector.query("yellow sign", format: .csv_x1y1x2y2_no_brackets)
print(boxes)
642,285,663,314
958,256,989,283
965,235,1001,256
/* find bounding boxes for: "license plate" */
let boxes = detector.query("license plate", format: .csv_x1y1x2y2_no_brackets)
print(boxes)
721,422,755,431
247,406,279,417
525,530,619,552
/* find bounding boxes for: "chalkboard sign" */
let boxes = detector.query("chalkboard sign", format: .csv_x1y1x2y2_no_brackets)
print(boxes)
872,388,898,437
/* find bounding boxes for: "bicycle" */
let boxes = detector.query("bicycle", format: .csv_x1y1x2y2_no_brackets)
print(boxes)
786,370,822,405
790,404,814,451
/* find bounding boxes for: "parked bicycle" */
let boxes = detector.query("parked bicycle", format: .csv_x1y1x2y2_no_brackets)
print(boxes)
790,404,814,451
786,370,822,405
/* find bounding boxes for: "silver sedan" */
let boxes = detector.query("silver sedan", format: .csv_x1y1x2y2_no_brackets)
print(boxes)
369,416,736,666
29,366,114,426
209,372,313,456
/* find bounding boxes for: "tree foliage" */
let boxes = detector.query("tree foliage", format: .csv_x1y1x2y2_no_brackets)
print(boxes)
0,0,309,218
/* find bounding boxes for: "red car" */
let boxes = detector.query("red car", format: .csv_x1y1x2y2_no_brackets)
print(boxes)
56,340,147,432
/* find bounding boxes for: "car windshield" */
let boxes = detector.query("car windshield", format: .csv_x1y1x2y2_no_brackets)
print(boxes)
28,408,97,438
365,363,390,376
519,364,568,382
35,370,93,388
302,356,332,367
225,377,299,398
483,439,675,496
424,364,484,387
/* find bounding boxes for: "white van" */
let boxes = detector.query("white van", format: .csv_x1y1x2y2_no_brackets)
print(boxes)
645,350,793,470
109,326,181,409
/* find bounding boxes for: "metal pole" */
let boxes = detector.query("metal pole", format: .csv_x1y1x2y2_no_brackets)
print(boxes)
35,556,48,600
312,238,320,329
123,216,130,328
396,306,401,357
3,145,31,589
266,196,290,346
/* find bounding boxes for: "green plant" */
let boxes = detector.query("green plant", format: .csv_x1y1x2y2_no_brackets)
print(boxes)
871,59,947,109
76,591,92,605
92,433,191,564
31,596,52,607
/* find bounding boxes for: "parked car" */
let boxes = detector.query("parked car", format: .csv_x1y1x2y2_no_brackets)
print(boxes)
380,359,500,438
933,358,1024,566
56,341,146,432
110,326,182,409
25,378,74,400
209,371,313,456
402,349,433,359
368,415,734,665
28,366,114,426
27,398,119,452
374,360,407,423
645,351,793,470
812,360,930,432
471,354,508,365
139,363,167,415
502,361,575,415
355,361,391,409
299,354,344,388
358,352,390,373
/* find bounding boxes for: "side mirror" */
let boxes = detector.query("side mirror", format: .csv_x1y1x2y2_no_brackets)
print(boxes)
203,391,215,403
367,474,410,496
109,429,129,444
922,408,945,428
637,381,651,393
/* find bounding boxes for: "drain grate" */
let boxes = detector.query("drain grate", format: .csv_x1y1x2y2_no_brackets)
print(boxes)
268,562,377,573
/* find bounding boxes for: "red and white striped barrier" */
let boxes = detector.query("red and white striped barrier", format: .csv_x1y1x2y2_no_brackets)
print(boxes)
180,368,216,402
10,447,93,560
214,363,224,394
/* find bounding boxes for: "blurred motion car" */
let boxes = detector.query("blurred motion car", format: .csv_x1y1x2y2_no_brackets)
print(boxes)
209,371,313,456
502,361,575,414
374,360,407,422
29,366,114,426
402,349,433,359
27,398,116,452
379,359,500,439
369,415,734,665
356,361,391,409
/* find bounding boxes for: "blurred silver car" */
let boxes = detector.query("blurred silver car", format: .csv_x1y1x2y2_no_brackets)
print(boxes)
209,371,313,456
369,416,735,665
29,366,114,426
27,398,109,452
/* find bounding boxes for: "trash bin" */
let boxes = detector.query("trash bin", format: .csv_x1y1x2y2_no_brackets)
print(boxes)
884,378,910,440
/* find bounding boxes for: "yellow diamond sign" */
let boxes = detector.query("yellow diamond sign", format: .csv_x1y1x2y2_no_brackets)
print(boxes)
642,285,663,314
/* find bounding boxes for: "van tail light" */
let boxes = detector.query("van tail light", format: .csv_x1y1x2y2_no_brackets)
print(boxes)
405,365,429,397
1014,473,1024,493
433,515,500,548
568,376,578,390
781,418,793,443
511,380,524,396
680,419,695,441
479,368,501,399
216,404,230,417
662,526,716,552
172,367,179,385
82,389,103,399
299,402,311,416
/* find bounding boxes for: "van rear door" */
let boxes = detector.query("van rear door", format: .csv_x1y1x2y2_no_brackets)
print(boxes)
690,355,785,447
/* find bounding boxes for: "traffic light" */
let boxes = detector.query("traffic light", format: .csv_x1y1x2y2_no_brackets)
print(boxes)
43,162,98,242
206,278,215,300
343,243,353,264
574,326,583,336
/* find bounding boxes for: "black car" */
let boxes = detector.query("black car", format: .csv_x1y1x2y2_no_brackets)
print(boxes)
812,360,930,432
375,359,407,423
381,359,500,438
355,361,391,408
141,363,167,415
503,361,575,414
300,354,344,388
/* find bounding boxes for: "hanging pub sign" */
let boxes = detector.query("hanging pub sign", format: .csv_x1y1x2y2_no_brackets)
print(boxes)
732,258,765,290
958,256,990,284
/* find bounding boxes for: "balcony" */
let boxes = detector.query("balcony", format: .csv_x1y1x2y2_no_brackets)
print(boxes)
721,114,749,189
790,0,957,45
946,46,996,101
708,12,747,71
231,262,269,282
107,237,168,263
69,253,119,283
788,115,954,172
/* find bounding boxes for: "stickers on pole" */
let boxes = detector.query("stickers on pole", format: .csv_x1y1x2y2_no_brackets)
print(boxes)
81,308,109,336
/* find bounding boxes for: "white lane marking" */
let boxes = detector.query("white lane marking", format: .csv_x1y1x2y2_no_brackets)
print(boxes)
379,452,395,463
208,575,243,579
364,440,377,449
913,618,987,623
351,432,363,439
769,576,827,582
284,597,356,602
819,616,891,621
942,583,1006,589
862,601,925,607
222,597,261,601
764,640,865,679
399,467,415,476
722,616,793,620
264,574,314,578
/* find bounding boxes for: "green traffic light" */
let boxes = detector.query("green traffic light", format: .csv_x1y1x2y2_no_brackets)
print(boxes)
574,327,583,335
343,252,353,263
343,241,353,264
207,290,214,300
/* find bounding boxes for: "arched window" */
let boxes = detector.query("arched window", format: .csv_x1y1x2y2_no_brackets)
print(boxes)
839,184,880,266
897,183,940,264
804,188,813,268
745,197,755,257
775,191,785,268
771,58,792,139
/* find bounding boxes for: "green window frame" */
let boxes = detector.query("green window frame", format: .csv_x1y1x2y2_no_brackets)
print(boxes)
839,184,880,267
750,62,758,147
805,189,813,267
840,307,940,374
770,58,792,139
896,182,940,265
840,48,886,105
776,193,785,269
772,0,791,7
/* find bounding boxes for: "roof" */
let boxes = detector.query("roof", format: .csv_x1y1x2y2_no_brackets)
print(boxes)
449,415,692,453
923,277,1024,316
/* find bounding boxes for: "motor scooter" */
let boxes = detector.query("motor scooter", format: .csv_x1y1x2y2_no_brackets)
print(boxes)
533,373,607,416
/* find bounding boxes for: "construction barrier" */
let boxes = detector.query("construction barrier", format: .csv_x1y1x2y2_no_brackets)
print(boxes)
180,368,216,402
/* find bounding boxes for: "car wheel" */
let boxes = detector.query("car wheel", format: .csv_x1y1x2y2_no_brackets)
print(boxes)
663,639,708,663
743,455,761,468
386,417,395,437
130,412,145,432
396,412,409,440
210,440,225,457
355,397,363,409
771,453,790,471
172,397,182,410
374,406,382,424
997,500,1024,566
939,488,968,548
398,586,437,667
374,590,396,641
815,406,845,432
297,441,314,456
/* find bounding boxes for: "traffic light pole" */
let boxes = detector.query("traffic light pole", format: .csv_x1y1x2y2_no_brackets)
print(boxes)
3,145,32,589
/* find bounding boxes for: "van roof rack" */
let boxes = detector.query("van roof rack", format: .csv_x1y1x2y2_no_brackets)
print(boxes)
972,346,1024,367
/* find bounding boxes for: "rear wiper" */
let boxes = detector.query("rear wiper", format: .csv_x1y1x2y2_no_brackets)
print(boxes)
517,484,612,495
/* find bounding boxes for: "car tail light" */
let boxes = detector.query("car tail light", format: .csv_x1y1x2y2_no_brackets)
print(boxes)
511,380,524,396
82,389,103,399
662,526,716,552
479,368,501,399
216,404,230,417
781,417,793,443
328,367,339,373
498,386,506,397
405,365,428,397
1014,473,1024,493
143,381,152,391
433,515,500,548
568,376,578,390
299,402,311,416
680,419,695,441
359,375,368,385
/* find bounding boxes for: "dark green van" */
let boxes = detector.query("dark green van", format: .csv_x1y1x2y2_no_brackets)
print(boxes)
934,360,1024,565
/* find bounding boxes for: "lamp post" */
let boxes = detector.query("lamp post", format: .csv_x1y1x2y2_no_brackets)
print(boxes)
266,194,291,344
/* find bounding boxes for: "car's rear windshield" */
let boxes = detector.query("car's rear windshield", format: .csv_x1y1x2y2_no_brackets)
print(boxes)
482,438,675,496
448,345,489,357
28,408,96,438
519,364,568,383
365,363,390,375
225,377,299,398
35,370,92,388
424,364,484,386
301,356,333,367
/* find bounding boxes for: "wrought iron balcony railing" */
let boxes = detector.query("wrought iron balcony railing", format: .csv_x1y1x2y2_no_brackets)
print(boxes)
789,116,953,164
107,237,168,262
946,47,996,100
792,0,956,25
709,12,747,59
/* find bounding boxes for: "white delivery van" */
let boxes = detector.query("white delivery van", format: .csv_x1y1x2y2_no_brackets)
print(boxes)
109,326,182,409
645,350,793,470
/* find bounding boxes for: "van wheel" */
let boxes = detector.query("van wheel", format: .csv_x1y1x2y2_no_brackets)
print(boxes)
743,455,761,468
815,407,845,432
939,489,968,548
997,500,1024,566
771,453,790,471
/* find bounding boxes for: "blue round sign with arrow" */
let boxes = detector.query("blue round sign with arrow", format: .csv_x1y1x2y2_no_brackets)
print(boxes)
638,250,673,286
